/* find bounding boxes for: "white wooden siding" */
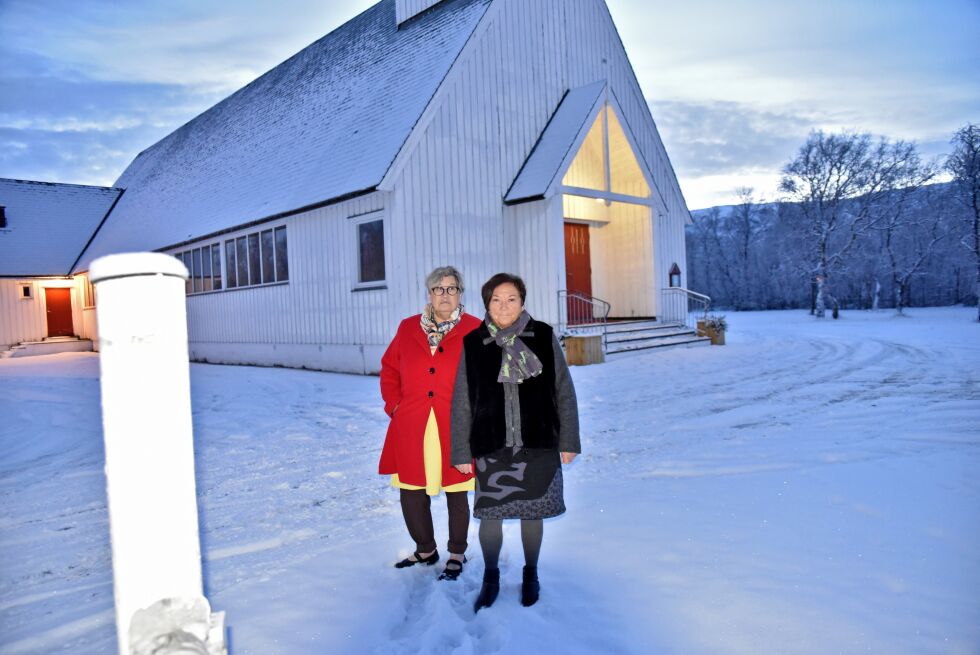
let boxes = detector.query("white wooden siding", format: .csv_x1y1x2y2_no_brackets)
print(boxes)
152,192,392,372
388,0,687,325
502,197,564,324
396,0,446,25
590,202,654,317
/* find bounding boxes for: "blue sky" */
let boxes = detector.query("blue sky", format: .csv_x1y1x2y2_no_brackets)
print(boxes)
1,0,978,209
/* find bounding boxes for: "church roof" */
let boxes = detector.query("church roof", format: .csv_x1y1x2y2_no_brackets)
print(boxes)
75,0,491,272
504,81,607,204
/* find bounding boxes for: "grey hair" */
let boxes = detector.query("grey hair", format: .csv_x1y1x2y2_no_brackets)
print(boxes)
425,266,464,292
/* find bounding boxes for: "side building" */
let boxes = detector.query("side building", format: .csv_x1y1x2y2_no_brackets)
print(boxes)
0,178,121,357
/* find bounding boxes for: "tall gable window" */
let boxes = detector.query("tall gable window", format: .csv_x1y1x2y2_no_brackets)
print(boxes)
352,211,385,289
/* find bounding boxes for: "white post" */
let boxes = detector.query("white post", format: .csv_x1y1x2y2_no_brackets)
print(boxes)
91,253,224,655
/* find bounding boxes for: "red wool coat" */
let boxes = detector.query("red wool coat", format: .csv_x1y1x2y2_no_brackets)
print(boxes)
378,313,481,487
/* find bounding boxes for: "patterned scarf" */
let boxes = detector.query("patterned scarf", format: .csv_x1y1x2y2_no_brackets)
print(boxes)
485,310,543,384
420,303,464,347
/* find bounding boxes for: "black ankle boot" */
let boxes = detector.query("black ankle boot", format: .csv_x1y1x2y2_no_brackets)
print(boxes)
473,567,500,613
521,565,539,606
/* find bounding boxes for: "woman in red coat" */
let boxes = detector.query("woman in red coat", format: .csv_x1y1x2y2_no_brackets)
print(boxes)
379,265,481,580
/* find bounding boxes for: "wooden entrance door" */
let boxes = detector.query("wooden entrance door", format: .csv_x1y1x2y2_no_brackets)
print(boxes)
564,222,592,324
44,287,74,338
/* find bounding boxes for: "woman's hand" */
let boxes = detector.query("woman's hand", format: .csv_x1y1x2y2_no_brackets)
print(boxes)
560,452,577,465
454,463,473,475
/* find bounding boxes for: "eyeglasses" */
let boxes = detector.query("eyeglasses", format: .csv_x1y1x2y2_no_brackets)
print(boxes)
430,285,461,296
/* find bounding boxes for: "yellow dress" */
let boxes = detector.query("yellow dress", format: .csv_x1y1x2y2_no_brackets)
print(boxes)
390,344,474,496
390,408,474,496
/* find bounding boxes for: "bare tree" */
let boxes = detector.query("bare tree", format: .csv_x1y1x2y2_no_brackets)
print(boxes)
690,207,739,307
870,143,940,314
946,123,980,321
728,187,770,309
779,131,922,317
779,131,870,317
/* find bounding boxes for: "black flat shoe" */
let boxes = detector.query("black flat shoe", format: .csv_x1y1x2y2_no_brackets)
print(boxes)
473,568,500,613
438,555,467,581
521,565,539,606
394,550,439,568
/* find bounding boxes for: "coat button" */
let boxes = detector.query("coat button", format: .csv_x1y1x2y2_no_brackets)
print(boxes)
437,346,444,353
429,367,435,374
428,391,434,398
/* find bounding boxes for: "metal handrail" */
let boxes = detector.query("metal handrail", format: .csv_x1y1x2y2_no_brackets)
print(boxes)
557,290,611,349
662,287,711,330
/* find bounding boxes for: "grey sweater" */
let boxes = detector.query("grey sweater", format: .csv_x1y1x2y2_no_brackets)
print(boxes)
450,333,581,465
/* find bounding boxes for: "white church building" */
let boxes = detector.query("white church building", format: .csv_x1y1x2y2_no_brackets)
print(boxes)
6,0,702,373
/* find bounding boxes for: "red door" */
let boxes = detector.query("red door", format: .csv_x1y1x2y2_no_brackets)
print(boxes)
45,288,74,338
564,222,592,324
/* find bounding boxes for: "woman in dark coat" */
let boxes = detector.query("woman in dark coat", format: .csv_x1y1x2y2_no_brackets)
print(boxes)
379,266,481,581
450,272,581,611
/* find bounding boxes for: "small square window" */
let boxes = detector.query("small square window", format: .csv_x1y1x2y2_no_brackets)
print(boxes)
21,284,33,299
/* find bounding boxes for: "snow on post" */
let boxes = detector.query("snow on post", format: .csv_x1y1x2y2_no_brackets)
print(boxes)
90,253,225,655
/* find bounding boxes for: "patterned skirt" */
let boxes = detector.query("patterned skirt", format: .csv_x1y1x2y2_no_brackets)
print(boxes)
473,447,566,520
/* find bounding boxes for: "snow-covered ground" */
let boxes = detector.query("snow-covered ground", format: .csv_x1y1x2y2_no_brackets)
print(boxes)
1,307,978,654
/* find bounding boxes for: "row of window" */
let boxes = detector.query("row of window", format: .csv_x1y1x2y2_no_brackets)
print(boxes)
171,215,387,295
175,226,288,295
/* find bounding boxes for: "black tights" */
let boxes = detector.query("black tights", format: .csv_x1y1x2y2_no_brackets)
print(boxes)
399,489,469,555
479,519,543,570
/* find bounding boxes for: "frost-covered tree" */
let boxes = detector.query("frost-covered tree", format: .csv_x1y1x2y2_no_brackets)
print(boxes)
868,143,940,314
687,184,970,312
688,206,737,307
728,188,772,309
779,131,924,317
946,123,980,321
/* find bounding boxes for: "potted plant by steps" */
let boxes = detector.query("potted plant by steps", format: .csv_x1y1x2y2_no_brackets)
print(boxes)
696,314,727,345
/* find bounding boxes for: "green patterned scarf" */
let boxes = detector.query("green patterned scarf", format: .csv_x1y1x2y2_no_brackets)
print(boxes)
486,310,543,384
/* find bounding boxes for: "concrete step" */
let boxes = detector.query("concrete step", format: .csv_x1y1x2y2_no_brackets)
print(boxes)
606,334,712,355
604,320,679,333
566,319,669,335
563,319,712,358
5,339,93,358
606,326,697,344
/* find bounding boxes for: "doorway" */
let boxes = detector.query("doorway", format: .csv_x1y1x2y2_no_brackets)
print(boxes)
44,287,74,338
564,222,593,324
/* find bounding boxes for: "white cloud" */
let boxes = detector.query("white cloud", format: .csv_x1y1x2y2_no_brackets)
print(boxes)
607,0,980,209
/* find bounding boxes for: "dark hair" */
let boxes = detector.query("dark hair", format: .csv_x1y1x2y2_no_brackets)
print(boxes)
481,273,527,309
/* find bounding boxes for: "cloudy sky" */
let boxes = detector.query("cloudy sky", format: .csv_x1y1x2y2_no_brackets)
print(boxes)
1,0,978,209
